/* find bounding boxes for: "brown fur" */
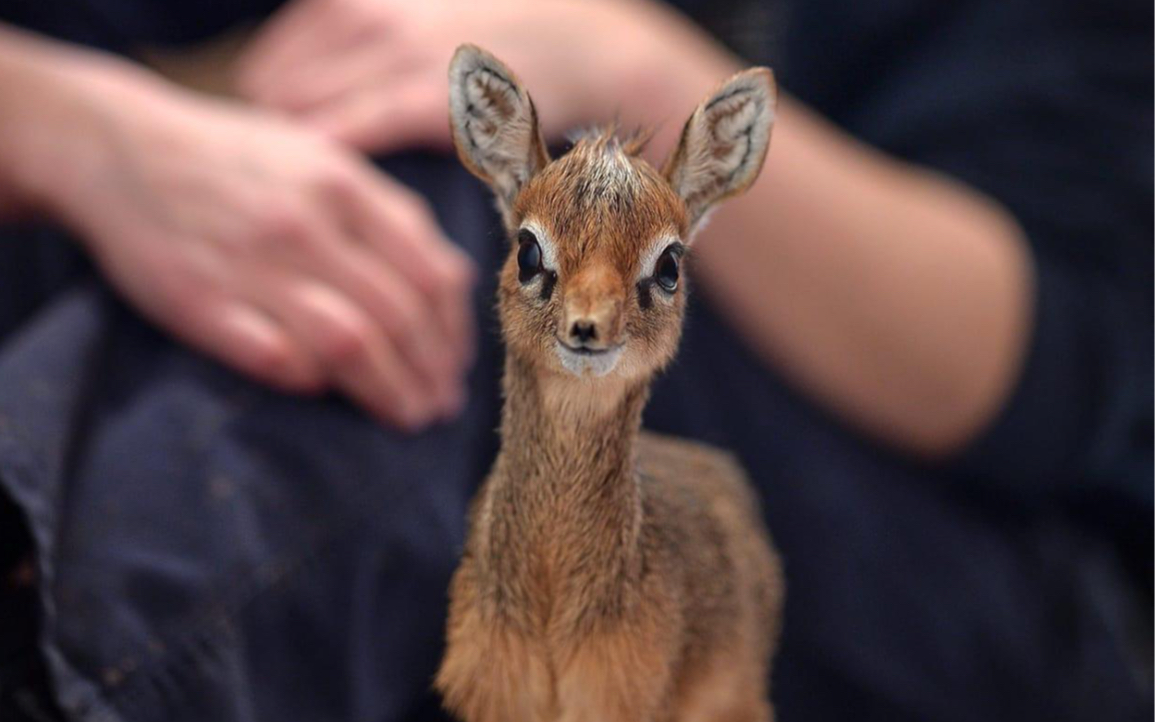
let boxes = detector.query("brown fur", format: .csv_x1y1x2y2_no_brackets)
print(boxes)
438,46,782,722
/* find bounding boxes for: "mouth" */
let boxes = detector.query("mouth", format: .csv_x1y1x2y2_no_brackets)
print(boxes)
555,339,624,377
559,342,614,356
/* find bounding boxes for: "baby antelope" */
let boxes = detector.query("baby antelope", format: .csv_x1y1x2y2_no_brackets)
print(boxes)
436,45,783,722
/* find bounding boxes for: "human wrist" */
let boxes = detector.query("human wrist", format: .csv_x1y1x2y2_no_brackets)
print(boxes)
0,29,152,217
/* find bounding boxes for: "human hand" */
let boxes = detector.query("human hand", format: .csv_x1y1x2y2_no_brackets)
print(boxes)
15,61,475,430
235,0,737,155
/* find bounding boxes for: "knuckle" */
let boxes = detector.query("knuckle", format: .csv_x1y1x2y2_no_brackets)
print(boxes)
422,260,473,308
252,204,311,251
440,254,475,291
384,301,423,347
406,249,472,298
154,259,210,311
424,268,458,301
247,339,296,380
281,369,326,394
404,265,440,299
318,317,373,366
389,185,436,224
407,195,438,225
313,165,359,204
292,367,327,393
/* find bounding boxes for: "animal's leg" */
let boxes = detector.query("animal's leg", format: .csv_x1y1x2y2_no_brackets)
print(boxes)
717,699,774,722
670,649,773,722
554,628,674,722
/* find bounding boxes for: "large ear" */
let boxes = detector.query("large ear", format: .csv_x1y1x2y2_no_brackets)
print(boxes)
661,68,776,231
448,45,550,225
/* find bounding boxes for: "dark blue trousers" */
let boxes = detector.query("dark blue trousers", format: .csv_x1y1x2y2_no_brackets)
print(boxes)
0,155,1148,722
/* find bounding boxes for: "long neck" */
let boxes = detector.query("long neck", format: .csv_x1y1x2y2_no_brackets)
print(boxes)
499,353,648,493
478,351,651,611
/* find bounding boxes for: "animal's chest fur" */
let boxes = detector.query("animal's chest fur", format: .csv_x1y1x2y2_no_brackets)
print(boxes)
479,467,644,614
438,562,675,722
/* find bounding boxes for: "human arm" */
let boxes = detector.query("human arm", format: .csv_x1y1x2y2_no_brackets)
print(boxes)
236,0,1149,467
0,22,476,430
686,94,1033,456
234,0,1030,456
679,2,1151,477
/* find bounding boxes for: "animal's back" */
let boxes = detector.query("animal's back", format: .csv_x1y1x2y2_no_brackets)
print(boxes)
636,432,783,719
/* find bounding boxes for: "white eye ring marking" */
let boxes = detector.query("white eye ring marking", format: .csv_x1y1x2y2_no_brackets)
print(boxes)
519,219,558,272
636,234,682,282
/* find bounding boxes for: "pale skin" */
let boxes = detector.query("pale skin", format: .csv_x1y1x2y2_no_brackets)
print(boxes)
0,23,476,431
0,0,1032,454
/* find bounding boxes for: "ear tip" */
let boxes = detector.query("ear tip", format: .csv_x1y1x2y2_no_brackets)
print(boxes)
450,44,489,75
756,67,778,98
449,45,526,105
729,66,778,105
450,44,519,85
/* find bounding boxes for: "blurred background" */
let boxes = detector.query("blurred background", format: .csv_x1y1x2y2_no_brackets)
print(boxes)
0,0,1151,721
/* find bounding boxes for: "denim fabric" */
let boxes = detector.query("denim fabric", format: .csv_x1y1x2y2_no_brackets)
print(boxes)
0,156,503,722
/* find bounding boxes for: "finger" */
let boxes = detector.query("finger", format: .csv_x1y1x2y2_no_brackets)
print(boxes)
168,297,325,393
291,219,465,415
300,77,451,153
256,277,440,430
371,181,477,377
428,245,477,377
334,169,477,375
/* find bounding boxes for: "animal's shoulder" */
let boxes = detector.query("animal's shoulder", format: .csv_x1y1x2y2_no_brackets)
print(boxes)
634,431,777,652
635,431,754,505
634,430,768,569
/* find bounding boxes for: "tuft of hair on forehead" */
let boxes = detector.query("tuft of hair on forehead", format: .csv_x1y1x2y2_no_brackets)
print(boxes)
524,131,683,246
515,123,688,265
564,122,654,158
558,125,663,209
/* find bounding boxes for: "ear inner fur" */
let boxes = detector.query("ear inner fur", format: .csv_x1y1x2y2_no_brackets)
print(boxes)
662,68,776,230
448,45,550,222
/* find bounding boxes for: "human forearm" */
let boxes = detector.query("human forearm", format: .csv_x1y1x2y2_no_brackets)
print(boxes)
688,97,1033,456
0,24,57,213
0,22,477,425
0,23,135,215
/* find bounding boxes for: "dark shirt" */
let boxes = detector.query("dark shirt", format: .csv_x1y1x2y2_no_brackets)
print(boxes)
9,0,1150,508
0,1,1151,721
718,0,1154,570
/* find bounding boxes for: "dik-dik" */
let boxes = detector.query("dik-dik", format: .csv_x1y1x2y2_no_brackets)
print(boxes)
436,45,783,722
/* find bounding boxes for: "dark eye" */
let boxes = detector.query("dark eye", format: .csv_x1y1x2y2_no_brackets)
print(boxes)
517,228,543,282
654,246,681,293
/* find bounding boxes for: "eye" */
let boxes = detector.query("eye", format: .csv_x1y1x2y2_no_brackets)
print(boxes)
516,228,543,282
654,246,681,293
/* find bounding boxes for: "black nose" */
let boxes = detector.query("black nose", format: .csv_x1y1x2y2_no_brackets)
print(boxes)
570,320,597,344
